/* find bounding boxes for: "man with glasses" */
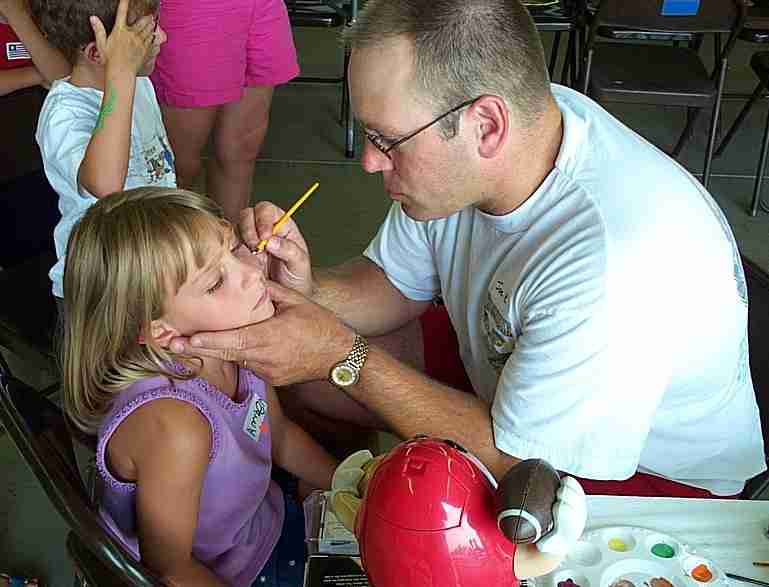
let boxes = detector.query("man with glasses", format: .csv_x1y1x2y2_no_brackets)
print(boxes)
173,0,765,498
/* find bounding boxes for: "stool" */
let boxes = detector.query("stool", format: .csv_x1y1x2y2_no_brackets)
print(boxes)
715,51,769,216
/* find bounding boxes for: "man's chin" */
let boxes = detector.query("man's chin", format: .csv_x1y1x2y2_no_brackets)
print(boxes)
400,203,442,223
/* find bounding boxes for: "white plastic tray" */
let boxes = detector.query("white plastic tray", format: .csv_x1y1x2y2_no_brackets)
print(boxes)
538,526,728,587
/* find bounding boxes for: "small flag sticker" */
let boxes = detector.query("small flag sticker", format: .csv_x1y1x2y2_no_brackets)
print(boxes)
6,42,31,61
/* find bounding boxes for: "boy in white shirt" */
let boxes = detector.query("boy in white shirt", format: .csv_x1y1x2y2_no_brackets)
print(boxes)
35,0,175,301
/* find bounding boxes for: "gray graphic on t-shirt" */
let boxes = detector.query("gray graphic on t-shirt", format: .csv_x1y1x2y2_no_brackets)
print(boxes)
143,135,175,183
481,289,516,373
700,194,748,304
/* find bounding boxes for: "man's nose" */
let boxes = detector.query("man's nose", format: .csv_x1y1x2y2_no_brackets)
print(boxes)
361,140,394,174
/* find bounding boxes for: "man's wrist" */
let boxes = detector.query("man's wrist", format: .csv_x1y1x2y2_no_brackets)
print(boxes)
329,331,369,389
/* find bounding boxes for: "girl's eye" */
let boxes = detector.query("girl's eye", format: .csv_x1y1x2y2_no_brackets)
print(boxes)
206,275,224,295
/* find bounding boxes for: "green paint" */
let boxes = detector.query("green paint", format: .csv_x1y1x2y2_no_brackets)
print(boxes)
95,81,117,132
651,543,675,558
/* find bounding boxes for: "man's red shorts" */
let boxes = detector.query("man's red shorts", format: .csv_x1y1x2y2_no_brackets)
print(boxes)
418,303,738,499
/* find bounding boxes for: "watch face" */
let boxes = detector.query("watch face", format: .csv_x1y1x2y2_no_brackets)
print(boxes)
331,363,358,387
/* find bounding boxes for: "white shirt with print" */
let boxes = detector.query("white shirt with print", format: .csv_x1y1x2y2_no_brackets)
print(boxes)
36,76,176,297
364,84,765,496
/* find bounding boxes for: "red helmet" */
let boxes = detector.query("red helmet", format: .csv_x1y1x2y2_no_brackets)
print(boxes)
355,437,519,587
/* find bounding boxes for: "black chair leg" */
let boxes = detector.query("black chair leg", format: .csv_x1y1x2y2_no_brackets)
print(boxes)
702,60,729,189
715,81,766,158
343,46,354,159
561,29,577,87
751,104,769,216
549,32,562,80
671,107,700,158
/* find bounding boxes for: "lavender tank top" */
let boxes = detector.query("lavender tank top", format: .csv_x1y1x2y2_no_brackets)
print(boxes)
96,364,284,587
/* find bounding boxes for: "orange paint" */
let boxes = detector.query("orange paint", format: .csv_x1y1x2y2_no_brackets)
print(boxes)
692,564,713,582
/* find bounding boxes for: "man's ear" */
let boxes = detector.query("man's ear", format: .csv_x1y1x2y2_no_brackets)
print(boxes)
472,95,508,159
81,41,101,66
150,318,181,349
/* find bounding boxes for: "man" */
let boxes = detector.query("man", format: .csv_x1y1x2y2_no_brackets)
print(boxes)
171,0,766,497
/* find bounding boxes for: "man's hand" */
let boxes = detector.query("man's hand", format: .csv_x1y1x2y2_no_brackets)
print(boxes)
239,202,313,297
169,281,355,386
536,476,587,555
89,0,154,75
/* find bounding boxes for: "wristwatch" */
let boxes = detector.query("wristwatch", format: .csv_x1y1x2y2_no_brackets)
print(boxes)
329,334,369,388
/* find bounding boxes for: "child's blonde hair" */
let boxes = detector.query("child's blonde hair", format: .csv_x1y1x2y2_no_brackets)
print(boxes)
62,186,229,434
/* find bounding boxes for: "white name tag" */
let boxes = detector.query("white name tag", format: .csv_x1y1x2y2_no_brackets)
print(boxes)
243,396,268,442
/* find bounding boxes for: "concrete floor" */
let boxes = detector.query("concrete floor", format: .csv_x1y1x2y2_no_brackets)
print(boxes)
2,25,769,586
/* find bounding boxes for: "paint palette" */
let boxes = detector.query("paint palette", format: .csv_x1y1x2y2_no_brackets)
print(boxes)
537,526,728,587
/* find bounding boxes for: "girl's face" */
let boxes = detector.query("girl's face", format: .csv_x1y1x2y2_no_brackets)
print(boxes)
155,225,275,338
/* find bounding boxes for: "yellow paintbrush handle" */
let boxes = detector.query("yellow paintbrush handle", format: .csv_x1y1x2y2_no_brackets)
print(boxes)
254,181,320,253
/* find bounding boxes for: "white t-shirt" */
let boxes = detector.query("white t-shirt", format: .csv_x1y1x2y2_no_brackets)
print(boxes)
364,84,766,496
36,76,177,298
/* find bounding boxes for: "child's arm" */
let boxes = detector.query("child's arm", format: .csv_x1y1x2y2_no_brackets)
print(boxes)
77,0,154,197
0,0,70,84
0,66,43,95
267,385,338,490
126,398,227,587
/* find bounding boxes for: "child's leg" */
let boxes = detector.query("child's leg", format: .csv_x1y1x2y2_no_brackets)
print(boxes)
252,472,307,587
208,0,298,222
208,85,274,222
159,105,217,191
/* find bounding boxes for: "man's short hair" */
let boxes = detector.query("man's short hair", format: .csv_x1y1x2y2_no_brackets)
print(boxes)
343,0,551,133
32,0,158,64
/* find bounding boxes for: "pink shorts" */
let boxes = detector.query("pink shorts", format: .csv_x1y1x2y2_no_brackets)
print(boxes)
150,0,300,108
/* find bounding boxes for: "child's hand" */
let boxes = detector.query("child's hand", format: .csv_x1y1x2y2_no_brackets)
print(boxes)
89,0,154,76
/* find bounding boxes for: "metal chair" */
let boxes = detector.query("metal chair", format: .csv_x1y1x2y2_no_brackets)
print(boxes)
581,0,746,189
285,0,357,158
741,255,769,499
714,51,769,216
0,361,161,586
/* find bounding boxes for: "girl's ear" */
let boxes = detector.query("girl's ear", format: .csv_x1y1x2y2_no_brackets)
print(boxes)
150,319,181,348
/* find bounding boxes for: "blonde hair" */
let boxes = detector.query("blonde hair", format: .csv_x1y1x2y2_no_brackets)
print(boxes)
62,187,228,434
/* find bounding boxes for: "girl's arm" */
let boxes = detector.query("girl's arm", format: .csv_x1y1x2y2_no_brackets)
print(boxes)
1,0,71,84
0,66,43,96
267,385,338,490
124,398,226,587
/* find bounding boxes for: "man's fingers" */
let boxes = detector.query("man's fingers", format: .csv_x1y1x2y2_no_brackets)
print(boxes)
265,236,309,275
266,280,306,306
254,202,286,241
188,321,266,353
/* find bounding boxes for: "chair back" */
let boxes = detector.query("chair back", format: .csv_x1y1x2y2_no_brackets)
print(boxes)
592,0,745,34
0,361,160,585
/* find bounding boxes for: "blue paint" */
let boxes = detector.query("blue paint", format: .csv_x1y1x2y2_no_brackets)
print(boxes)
661,0,700,16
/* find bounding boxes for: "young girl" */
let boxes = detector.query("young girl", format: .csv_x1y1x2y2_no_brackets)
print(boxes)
62,186,338,587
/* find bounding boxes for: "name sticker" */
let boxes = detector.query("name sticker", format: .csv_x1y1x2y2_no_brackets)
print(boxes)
243,396,268,442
